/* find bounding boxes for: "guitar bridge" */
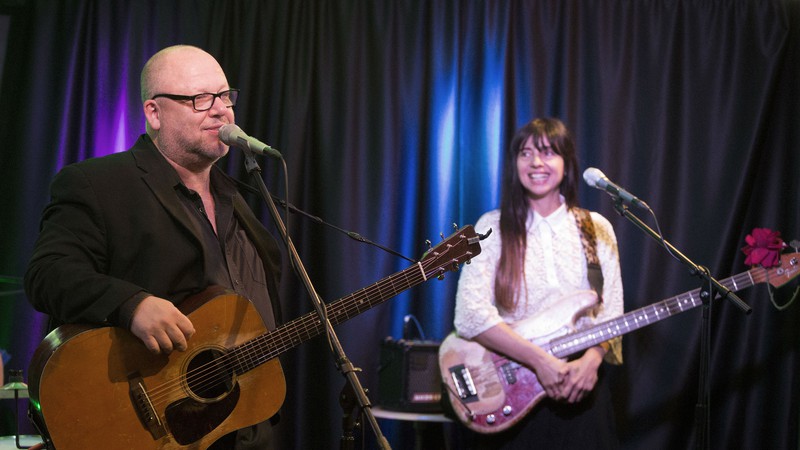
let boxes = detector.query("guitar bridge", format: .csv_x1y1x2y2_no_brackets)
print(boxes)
129,373,166,440
448,364,478,402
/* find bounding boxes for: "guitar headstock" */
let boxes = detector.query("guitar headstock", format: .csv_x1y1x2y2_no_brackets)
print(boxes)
419,225,485,279
750,252,800,287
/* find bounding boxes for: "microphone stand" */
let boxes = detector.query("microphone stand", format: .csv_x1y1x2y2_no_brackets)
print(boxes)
610,198,751,450
242,151,391,450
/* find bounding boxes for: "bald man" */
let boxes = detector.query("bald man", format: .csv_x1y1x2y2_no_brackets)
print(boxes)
26,45,282,449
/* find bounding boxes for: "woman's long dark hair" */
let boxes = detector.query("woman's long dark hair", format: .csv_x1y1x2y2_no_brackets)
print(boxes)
495,118,580,311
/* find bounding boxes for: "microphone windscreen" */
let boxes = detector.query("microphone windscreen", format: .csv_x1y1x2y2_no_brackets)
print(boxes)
583,167,605,187
218,123,242,144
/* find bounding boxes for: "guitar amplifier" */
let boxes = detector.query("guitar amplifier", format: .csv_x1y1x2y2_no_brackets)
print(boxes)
378,337,443,413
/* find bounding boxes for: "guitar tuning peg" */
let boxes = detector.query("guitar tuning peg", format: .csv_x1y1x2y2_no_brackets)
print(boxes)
452,223,459,231
425,239,432,250
790,239,799,253
440,232,445,241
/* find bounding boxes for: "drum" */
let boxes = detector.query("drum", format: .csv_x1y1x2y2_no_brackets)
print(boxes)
0,435,43,449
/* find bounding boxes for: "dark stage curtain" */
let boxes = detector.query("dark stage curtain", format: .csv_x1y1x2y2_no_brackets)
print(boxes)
0,1,798,449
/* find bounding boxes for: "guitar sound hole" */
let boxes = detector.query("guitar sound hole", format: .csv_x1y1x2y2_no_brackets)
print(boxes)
185,348,235,401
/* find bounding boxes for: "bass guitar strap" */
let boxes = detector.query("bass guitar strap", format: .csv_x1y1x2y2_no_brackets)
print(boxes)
573,207,603,298
573,207,623,363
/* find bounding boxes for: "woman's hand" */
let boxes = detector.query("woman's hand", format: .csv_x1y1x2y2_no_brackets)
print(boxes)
558,346,604,403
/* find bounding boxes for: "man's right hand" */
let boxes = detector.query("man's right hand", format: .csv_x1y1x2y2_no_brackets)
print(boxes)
130,296,196,354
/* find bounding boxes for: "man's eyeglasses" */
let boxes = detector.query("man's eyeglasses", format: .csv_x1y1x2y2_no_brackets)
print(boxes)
151,89,240,112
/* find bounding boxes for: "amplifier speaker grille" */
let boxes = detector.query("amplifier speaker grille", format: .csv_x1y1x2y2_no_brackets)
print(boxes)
378,338,442,413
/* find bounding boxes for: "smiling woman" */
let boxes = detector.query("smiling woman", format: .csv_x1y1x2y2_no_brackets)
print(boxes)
451,118,623,448
2,1,799,449
516,133,565,216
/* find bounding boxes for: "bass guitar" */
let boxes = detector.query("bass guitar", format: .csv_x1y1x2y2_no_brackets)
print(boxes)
28,225,483,449
439,252,799,434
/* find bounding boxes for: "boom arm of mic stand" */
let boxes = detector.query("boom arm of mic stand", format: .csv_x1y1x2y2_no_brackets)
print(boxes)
612,198,749,450
242,152,392,449
611,200,751,314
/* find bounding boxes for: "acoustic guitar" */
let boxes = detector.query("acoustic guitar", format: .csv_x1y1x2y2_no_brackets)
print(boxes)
28,225,483,449
440,252,799,434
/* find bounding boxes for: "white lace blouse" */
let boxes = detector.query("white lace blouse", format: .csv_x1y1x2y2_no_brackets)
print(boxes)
454,203,624,363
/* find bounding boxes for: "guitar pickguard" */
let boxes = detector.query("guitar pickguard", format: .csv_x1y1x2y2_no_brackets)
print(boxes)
165,384,240,445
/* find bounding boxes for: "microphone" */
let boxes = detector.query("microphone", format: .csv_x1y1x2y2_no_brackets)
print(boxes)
218,124,282,159
583,167,649,210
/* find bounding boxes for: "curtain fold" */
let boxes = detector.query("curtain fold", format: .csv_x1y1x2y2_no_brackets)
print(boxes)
1,1,798,448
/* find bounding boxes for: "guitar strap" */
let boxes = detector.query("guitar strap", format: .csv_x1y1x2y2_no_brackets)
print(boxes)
573,207,623,364
573,207,604,299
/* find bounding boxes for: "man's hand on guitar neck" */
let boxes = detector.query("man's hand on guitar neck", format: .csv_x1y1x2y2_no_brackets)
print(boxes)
130,296,196,354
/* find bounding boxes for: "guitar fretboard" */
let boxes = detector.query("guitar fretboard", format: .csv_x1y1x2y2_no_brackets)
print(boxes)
222,225,481,375
546,267,761,358
228,263,432,373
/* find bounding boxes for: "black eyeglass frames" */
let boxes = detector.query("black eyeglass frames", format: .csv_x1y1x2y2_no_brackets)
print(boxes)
151,89,239,111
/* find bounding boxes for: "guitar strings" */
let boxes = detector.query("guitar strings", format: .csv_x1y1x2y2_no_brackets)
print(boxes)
484,269,760,387
160,245,782,412
546,269,758,358
143,260,434,407
140,252,451,413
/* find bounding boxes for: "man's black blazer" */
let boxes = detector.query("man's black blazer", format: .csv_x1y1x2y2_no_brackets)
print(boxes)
25,134,283,328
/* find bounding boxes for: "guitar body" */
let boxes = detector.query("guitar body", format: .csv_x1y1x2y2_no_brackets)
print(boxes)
26,225,487,449
441,251,800,434
439,290,600,434
28,290,285,450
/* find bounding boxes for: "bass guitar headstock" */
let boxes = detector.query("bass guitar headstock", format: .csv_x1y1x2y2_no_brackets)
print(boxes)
750,252,800,287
